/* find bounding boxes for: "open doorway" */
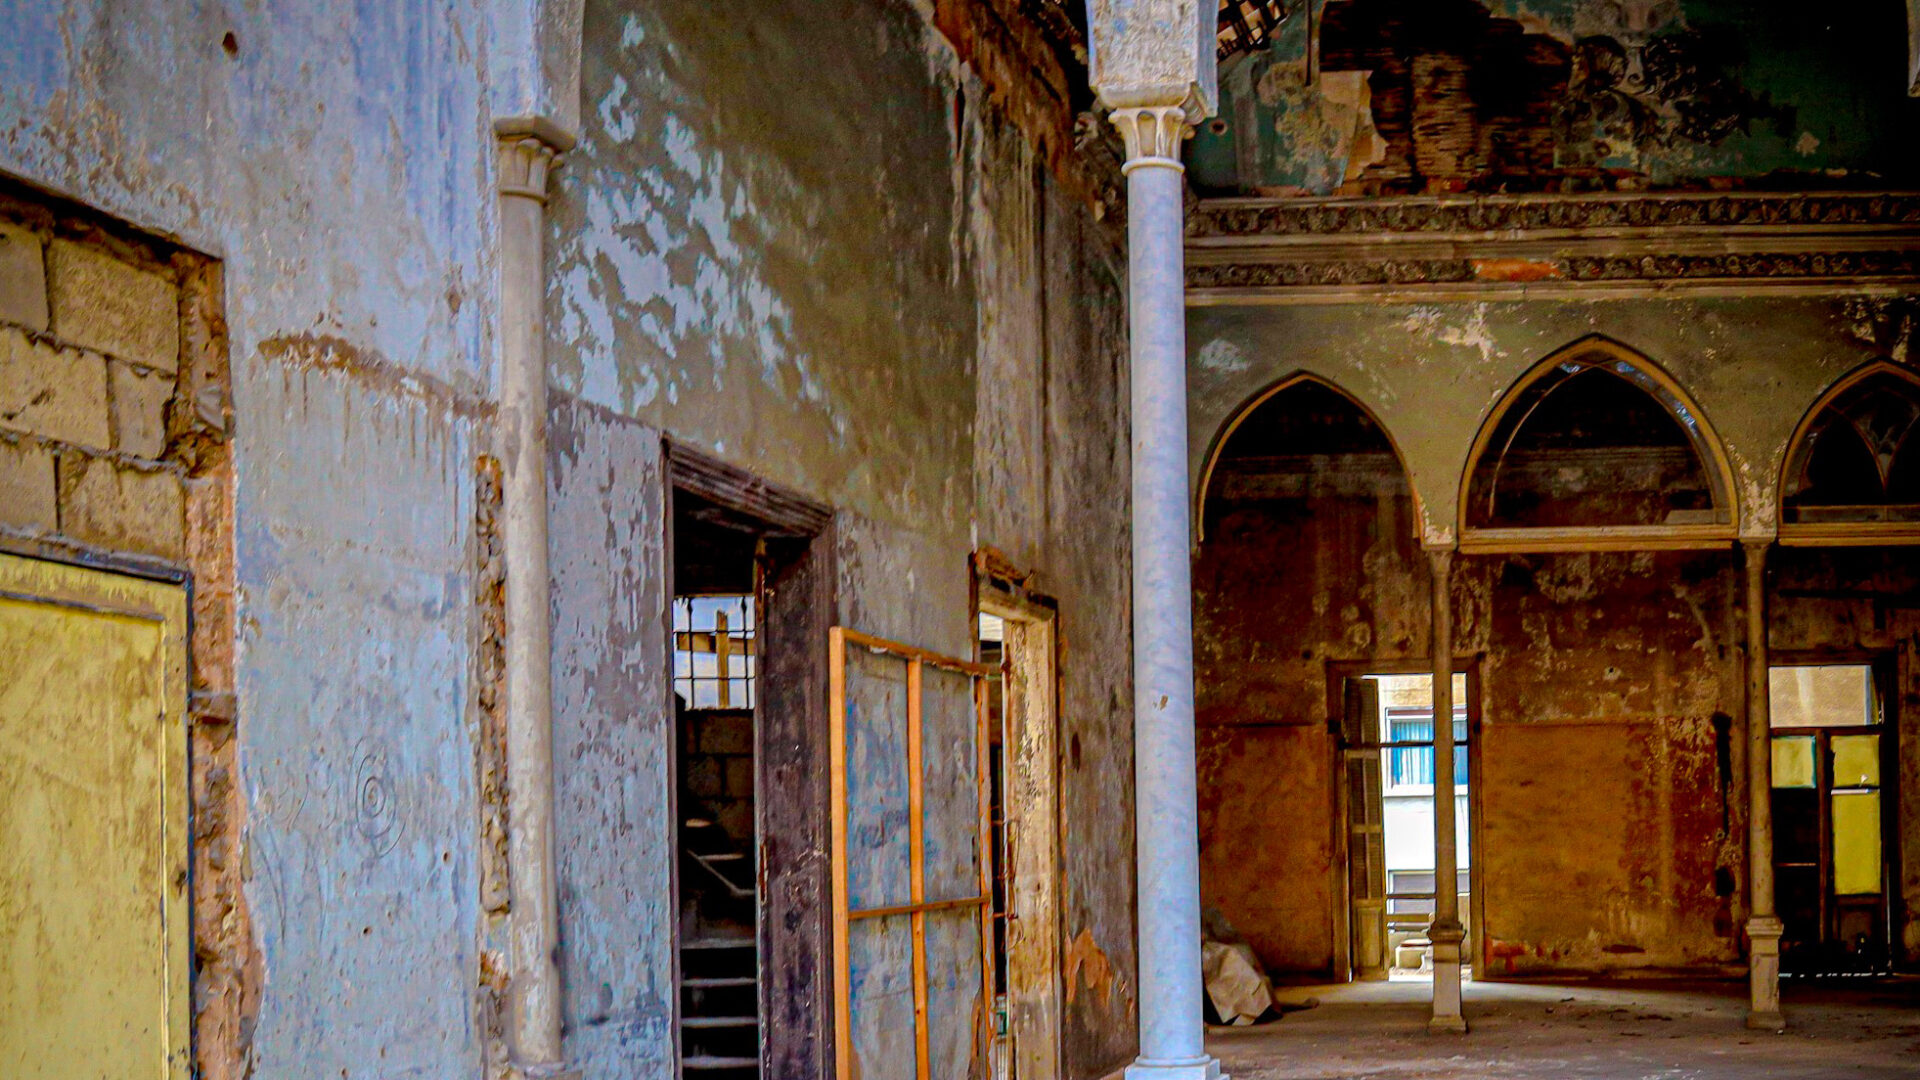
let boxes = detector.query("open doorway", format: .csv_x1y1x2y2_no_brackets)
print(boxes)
1769,660,1898,976
976,570,1063,1080
666,446,834,1080
1339,671,1472,982
671,499,763,1075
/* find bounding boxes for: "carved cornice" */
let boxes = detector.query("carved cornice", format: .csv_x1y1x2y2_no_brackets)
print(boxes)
1186,192,1920,304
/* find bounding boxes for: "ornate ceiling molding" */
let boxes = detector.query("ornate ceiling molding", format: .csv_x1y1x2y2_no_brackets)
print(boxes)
1186,192,1920,305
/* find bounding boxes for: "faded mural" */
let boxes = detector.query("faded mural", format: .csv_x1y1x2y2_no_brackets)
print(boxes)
1190,0,1920,194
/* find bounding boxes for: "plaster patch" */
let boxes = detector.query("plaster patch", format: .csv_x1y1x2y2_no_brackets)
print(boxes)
1196,337,1251,375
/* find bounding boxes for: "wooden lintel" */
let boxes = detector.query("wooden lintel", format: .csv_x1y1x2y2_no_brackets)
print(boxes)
1456,524,1739,555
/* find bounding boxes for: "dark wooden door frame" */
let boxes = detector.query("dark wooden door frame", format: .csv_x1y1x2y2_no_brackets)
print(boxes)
665,440,835,1079
1765,649,1902,973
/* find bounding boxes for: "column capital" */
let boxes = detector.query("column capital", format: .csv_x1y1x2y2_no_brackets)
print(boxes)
1109,105,1192,171
495,116,572,203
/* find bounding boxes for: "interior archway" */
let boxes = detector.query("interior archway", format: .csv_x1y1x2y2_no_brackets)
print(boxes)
1460,338,1736,543
1194,375,1438,983
1781,361,1920,528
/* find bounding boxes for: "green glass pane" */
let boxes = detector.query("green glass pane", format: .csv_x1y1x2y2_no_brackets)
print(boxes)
1771,736,1815,789
1832,790,1882,896
1832,734,1880,788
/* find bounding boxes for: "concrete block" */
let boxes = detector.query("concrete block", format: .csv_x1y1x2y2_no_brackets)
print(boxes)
701,712,754,755
685,754,723,799
0,327,110,448
0,438,56,532
0,222,47,331
59,454,185,560
723,756,754,797
46,240,179,373
110,360,174,458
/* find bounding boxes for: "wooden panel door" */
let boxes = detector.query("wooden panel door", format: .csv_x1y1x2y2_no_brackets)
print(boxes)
0,553,189,1079
830,628,995,1080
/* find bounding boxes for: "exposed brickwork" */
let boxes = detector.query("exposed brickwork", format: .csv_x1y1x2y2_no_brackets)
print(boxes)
0,327,111,449
0,221,47,331
46,238,180,373
0,435,56,531
58,452,185,559
109,359,172,458
0,182,250,1080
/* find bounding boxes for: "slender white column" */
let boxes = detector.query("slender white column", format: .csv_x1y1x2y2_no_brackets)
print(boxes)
1743,540,1786,1031
1426,548,1466,1033
1114,104,1222,1080
496,121,576,1079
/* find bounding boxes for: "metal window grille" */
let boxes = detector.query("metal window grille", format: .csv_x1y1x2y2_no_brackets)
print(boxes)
673,595,755,709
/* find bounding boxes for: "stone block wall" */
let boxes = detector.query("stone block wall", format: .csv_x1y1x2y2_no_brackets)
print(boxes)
0,198,196,562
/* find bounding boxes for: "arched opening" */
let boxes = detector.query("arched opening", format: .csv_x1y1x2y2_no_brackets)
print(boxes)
1460,338,1736,547
1781,361,1920,528
1195,377,1468,987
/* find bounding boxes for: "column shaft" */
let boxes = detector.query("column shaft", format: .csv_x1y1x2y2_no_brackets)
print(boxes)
1115,105,1219,1080
497,130,569,1074
1427,548,1466,1033
1744,541,1785,1030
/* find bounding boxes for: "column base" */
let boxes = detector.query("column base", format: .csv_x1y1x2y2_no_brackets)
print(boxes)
506,1063,581,1080
1125,1056,1225,1080
1427,919,1468,1034
1745,915,1785,1032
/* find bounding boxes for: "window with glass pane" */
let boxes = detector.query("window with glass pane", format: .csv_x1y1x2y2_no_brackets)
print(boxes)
1385,707,1468,788
673,595,755,709
1769,665,1875,727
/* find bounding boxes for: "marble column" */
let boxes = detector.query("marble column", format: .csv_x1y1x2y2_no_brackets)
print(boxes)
1113,103,1222,1080
495,118,578,1079
1743,540,1786,1031
1427,548,1466,1033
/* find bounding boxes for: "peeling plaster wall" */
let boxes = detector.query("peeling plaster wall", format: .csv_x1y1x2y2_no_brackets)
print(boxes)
1190,0,1920,196
548,394,676,1076
0,3,500,1073
1189,297,1919,979
551,3,1136,1077
0,1,1134,1075
1188,297,1917,544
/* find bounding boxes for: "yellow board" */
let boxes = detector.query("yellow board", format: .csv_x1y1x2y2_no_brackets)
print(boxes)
0,553,189,1080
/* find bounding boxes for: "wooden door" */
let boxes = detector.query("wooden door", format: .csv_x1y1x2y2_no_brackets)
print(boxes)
0,553,190,1079
1339,677,1388,980
830,628,995,1080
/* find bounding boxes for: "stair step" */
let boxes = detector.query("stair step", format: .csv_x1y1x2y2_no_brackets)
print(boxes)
682,1056,758,1070
683,976,758,989
695,851,746,862
683,937,757,950
683,1015,760,1029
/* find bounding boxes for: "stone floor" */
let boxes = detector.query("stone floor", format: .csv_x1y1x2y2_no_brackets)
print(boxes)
1209,976,1920,1079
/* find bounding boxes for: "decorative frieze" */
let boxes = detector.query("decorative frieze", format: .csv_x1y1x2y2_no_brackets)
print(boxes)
1186,191,1920,303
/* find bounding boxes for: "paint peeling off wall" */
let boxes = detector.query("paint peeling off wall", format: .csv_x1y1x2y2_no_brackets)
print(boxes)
548,394,676,1078
1187,297,1914,544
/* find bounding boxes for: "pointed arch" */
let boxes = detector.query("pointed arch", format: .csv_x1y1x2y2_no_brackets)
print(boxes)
1778,359,1920,546
1197,372,1422,543
1457,336,1739,553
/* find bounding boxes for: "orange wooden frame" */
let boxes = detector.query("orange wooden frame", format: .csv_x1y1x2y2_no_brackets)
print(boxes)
829,626,997,1080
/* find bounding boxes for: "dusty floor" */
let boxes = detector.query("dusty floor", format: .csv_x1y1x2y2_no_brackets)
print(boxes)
1209,976,1920,1079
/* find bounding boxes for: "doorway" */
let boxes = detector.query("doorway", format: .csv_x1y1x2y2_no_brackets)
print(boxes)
1338,671,1473,982
1768,661,1897,975
666,444,834,1080
976,575,1063,1080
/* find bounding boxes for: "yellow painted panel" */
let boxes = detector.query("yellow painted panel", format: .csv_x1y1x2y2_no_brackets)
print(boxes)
1771,735,1815,789
1832,734,1880,788
0,554,188,1080
1832,791,1882,896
